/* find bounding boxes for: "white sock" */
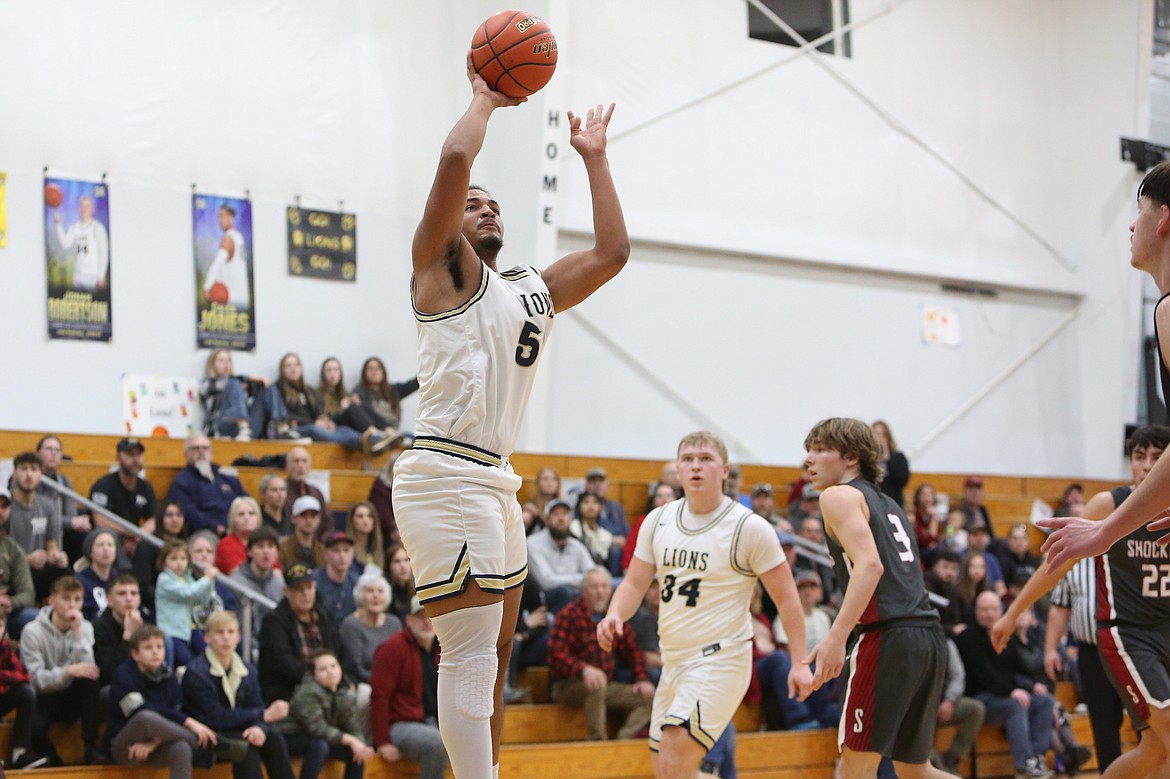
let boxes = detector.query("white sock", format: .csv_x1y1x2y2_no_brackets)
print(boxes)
493,763,499,779
431,601,503,779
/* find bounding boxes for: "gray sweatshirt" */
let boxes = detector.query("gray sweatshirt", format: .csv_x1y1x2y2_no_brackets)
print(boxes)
19,605,95,694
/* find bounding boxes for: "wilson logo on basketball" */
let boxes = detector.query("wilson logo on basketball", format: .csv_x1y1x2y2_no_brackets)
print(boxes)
515,16,539,32
532,40,557,58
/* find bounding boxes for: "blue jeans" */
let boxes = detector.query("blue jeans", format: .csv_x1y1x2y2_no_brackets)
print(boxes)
8,606,39,640
214,380,289,438
976,690,1054,768
702,723,737,779
757,650,841,728
298,424,363,450
284,734,364,779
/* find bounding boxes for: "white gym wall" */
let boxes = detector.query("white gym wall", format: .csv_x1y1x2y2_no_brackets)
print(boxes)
0,0,1152,478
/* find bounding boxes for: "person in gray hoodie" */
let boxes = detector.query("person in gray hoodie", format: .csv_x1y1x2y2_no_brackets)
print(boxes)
18,575,107,765
227,526,285,659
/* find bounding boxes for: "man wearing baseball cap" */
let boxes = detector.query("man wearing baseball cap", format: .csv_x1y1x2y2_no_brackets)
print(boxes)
87,438,157,561
313,531,362,623
369,595,448,779
584,467,630,563
526,499,594,614
278,496,325,571
959,476,995,538
751,483,783,526
259,562,345,704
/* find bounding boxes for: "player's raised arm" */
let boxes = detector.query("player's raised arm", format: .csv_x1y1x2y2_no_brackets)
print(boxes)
598,556,654,652
412,58,525,300
807,485,883,689
543,103,630,313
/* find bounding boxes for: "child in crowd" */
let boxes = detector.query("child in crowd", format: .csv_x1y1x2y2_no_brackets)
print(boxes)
107,624,224,778
0,610,41,768
78,528,120,621
181,610,294,779
279,648,373,779
20,575,106,765
155,540,218,667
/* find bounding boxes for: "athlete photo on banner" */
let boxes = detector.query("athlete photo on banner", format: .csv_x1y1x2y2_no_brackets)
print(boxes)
193,192,256,351
44,176,112,342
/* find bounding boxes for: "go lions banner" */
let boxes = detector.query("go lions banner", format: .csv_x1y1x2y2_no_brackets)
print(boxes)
44,176,112,342
193,193,256,351
287,205,357,281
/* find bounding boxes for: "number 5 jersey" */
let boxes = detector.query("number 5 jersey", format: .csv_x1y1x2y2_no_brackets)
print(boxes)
410,263,553,460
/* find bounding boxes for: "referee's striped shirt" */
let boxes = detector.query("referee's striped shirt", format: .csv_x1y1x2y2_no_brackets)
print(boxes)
1050,557,1096,645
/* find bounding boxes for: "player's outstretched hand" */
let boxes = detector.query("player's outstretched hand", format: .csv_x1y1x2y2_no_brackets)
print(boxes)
1037,517,1109,570
568,103,616,158
596,614,623,652
788,660,815,702
466,52,527,108
990,614,1015,654
1146,507,1170,544
805,632,846,691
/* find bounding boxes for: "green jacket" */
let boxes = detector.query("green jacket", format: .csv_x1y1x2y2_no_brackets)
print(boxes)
0,533,34,610
277,675,367,745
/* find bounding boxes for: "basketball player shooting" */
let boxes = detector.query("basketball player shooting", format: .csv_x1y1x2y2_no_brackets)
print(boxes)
598,431,814,779
389,55,629,779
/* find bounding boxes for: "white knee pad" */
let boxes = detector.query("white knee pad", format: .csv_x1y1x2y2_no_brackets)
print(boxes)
431,601,503,720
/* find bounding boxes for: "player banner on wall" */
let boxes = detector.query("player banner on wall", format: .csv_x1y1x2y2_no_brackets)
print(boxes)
287,205,357,281
194,193,256,351
44,176,112,342
121,373,197,438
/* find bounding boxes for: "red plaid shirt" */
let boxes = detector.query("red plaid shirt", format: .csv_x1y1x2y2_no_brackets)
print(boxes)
0,636,30,695
548,596,649,683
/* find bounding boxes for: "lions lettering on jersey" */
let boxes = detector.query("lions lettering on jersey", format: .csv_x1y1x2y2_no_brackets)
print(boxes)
662,548,709,571
517,291,553,318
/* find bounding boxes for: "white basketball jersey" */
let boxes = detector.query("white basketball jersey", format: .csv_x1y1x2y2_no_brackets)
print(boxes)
204,228,251,307
634,496,786,660
411,264,553,458
59,219,109,289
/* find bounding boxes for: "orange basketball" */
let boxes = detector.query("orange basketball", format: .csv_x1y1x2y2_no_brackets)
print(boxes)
208,282,230,305
44,183,63,208
470,10,557,98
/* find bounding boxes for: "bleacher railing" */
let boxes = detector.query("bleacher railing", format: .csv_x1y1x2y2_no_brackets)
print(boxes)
38,477,277,659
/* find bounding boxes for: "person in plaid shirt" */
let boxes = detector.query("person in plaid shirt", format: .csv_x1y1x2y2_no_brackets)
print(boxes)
549,568,653,740
0,609,39,767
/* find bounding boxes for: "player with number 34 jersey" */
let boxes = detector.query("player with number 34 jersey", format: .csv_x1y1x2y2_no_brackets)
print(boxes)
599,432,813,778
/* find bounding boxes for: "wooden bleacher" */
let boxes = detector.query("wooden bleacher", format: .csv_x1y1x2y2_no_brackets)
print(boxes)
0,430,1122,535
0,430,1133,777
9,684,1132,779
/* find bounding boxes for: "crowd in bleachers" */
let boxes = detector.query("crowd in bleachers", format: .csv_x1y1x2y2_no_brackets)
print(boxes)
0,416,1100,779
